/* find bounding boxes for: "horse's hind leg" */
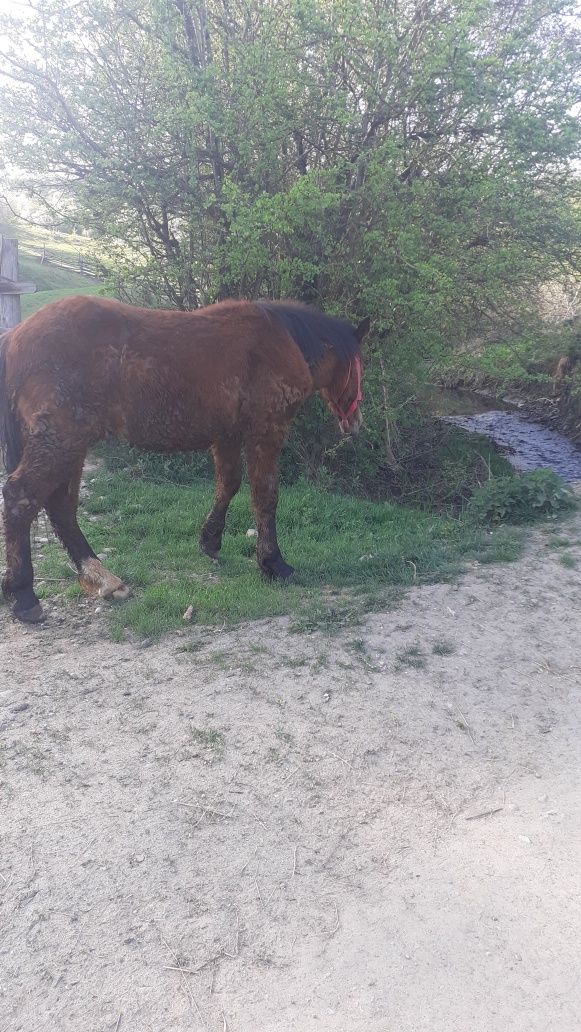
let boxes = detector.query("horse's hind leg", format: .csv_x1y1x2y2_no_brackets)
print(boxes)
45,461,129,601
199,439,242,558
2,460,55,623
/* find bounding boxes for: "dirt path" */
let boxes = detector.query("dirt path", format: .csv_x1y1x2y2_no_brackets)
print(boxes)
2,513,581,1032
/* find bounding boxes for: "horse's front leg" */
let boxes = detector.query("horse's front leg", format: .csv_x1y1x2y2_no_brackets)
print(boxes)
199,439,242,559
245,436,294,581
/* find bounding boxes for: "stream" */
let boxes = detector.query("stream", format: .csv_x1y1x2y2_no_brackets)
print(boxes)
430,387,581,482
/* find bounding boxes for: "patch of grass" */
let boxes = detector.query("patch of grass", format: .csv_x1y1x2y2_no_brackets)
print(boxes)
190,726,225,753
22,283,104,318
431,639,454,656
176,639,205,654
396,645,427,670
311,653,330,672
30,468,526,639
275,728,294,744
559,553,577,568
277,655,309,669
206,649,231,669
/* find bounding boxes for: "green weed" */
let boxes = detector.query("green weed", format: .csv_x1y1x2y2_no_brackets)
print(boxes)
559,553,576,568
190,727,224,753
396,645,427,670
432,640,456,656
466,470,576,526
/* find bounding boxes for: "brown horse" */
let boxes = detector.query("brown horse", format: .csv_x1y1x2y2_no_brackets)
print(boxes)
0,296,368,624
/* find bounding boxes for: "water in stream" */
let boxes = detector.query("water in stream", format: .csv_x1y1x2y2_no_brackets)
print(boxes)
431,387,581,482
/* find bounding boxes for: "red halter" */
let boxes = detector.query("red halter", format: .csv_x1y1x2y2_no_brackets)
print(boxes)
329,353,363,430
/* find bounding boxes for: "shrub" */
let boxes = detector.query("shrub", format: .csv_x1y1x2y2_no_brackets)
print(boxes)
466,470,576,526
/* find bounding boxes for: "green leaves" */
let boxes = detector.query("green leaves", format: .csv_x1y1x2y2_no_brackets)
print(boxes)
467,470,577,525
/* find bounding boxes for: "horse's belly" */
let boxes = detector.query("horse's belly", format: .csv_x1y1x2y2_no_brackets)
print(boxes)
121,406,215,453
126,428,213,453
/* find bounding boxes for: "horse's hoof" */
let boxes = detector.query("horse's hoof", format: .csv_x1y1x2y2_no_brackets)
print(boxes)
103,583,130,601
79,559,130,601
199,536,221,560
261,557,295,581
13,602,45,624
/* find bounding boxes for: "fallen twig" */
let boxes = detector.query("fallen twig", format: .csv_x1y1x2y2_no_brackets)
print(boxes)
465,805,504,821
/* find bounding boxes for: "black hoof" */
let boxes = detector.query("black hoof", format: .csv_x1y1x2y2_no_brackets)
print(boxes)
200,540,220,560
199,532,222,560
261,555,295,582
13,602,45,625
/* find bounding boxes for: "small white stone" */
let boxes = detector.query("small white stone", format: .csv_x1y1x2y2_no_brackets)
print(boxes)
246,528,258,538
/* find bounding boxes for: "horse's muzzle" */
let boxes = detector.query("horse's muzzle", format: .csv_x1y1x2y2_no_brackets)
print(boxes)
339,408,363,436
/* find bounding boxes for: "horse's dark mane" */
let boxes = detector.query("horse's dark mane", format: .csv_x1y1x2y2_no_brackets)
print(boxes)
256,301,359,366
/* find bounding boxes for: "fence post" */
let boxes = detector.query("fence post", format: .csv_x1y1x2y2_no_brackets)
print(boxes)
0,237,23,330
0,236,36,330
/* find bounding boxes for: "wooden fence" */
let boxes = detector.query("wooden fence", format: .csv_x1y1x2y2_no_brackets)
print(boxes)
21,243,101,278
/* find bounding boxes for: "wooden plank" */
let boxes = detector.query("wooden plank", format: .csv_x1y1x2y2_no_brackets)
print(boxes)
0,236,22,330
41,258,99,278
0,277,37,295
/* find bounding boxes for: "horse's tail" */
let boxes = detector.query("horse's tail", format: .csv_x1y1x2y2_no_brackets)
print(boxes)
0,332,22,475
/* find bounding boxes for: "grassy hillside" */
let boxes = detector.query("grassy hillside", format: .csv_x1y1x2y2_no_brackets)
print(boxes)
0,219,105,318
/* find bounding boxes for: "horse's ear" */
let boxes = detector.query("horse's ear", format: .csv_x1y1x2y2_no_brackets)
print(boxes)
355,316,370,345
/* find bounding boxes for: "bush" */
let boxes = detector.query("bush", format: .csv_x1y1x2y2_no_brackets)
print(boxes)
466,470,576,526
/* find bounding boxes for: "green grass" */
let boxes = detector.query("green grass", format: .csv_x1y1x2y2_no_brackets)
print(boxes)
33,469,524,639
432,640,456,656
395,644,427,670
190,727,225,752
21,283,104,318
559,553,576,568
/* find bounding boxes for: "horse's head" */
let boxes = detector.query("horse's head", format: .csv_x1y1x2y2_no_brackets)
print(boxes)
320,317,369,435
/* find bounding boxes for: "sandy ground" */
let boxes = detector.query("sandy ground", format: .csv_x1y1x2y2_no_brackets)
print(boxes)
2,513,581,1032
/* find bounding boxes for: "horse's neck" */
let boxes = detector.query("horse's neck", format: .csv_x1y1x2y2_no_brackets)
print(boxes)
310,352,339,390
